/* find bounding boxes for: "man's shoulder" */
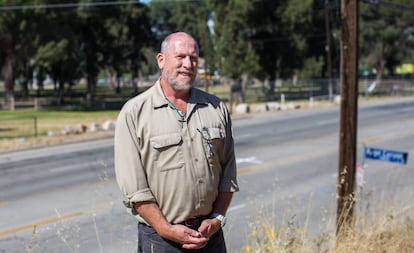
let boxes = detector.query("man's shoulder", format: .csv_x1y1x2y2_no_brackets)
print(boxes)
192,87,223,106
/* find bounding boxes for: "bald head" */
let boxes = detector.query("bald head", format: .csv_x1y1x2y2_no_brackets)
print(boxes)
160,32,199,55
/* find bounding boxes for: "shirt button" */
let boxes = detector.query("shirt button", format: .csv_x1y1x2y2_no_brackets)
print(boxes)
190,138,194,142
195,158,198,162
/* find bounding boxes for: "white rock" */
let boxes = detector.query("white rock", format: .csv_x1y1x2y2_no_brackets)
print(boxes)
77,124,88,133
102,120,116,131
253,104,269,113
90,122,102,132
267,102,281,111
235,103,250,114
48,131,60,137
61,125,77,135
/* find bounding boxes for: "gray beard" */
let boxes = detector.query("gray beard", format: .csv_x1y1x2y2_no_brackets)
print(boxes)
167,78,193,92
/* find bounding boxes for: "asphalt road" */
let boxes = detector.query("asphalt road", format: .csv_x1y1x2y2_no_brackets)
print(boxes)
1,97,413,253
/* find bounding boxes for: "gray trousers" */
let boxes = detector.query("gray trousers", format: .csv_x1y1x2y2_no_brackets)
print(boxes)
137,222,227,253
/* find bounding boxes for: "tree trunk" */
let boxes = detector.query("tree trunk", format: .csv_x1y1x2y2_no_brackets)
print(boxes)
2,34,15,109
58,78,65,105
375,42,386,87
106,67,116,88
20,65,32,98
86,75,96,102
240,74,248,103
266,79,275,101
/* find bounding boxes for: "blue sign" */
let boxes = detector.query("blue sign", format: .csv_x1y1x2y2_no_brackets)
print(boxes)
364,146,408,165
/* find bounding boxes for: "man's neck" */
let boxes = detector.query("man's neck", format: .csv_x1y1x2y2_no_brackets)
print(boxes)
160,80,190,113
160,80,190,102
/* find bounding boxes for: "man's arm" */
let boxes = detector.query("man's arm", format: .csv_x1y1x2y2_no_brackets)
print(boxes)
134,201,209,249
212,191,233,216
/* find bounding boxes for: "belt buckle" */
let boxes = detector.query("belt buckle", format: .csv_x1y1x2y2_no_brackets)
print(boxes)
184,218,200,227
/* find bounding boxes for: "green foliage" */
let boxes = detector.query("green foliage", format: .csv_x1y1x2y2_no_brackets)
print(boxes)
149,0,212,69
301,57,324,79
211,0,261,78
283,0,313,30
0,0,47,98
359,0,414,76
1,0,414,109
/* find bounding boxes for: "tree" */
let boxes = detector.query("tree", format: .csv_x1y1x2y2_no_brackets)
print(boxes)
211,0,259,77
76,1,154,101
117,3,155,94
359,0,414,84
212,0,334,100
150,0,214,90
76,1,108,102
35,39,82,104
210,0,260,102
0,0,45,106
33,5,83,103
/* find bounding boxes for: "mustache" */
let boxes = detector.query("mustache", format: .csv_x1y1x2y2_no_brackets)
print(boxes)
177,69,196,76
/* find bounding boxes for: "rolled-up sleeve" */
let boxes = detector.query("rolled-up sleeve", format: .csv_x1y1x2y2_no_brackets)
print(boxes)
114,103,155,207
218,102,239,193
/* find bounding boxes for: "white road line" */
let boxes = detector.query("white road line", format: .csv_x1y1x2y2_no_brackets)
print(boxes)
236,156,262,165
228,204,246,213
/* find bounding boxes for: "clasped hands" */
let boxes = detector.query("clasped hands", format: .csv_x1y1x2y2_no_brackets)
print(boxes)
162,218,222,250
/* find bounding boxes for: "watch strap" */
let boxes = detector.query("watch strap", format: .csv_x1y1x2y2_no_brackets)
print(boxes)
211,212,227,227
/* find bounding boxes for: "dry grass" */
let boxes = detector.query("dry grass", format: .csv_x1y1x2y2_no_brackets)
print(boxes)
243,187,414,253
244,211,414,253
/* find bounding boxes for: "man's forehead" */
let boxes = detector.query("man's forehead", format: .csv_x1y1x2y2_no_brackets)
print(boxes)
171,40,198,54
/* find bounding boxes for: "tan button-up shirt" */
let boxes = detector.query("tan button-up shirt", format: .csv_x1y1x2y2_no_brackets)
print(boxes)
114,80,239,225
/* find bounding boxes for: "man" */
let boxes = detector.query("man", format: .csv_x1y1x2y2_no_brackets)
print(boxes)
114,32,239,252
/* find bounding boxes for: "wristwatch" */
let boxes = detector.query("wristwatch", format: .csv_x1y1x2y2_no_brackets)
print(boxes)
211,212,227,227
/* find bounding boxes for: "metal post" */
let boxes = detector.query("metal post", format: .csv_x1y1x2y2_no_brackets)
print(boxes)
337,0,359,236
34,115,38,137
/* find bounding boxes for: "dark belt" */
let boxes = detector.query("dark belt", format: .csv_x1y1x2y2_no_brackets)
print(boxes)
179,214,210,228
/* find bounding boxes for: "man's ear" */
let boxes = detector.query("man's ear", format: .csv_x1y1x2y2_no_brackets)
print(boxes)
157,53,164,70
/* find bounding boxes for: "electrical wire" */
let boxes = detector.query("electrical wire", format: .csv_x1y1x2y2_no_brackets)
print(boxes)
0,1,140,11
0,0,202,11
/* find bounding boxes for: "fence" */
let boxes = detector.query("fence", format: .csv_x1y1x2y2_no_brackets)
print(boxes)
0,77,413,111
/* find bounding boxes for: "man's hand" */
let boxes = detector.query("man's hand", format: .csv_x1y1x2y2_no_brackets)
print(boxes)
159,224,209,250
134,202,209,249
197,218,222,239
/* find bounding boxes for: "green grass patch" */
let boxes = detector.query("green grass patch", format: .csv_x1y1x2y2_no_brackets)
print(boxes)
0,110,119,139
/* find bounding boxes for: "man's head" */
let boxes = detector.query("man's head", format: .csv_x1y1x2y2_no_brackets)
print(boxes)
157,32,199,92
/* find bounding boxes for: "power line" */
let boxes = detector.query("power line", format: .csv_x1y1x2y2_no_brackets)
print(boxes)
0,0,202,11
0,1,141,11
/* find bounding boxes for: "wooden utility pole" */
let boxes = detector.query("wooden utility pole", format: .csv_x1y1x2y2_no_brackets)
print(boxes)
337,0,359,235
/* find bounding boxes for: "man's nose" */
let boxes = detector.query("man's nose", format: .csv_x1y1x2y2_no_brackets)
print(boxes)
182,56,193,68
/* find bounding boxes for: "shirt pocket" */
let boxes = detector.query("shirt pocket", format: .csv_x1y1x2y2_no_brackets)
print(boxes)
150,133,184,171
202,127,226,160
